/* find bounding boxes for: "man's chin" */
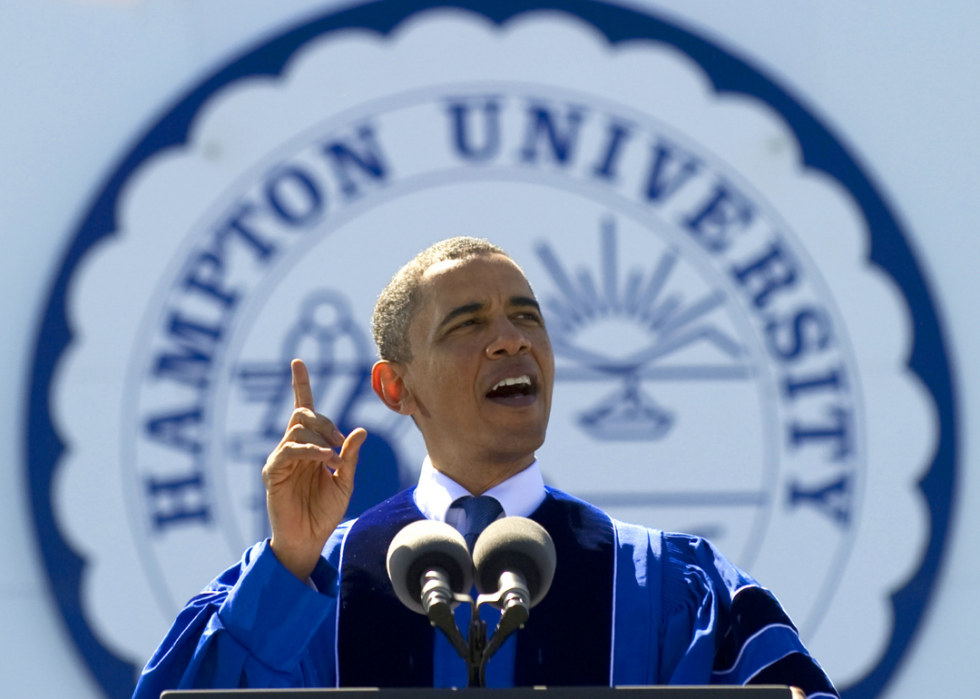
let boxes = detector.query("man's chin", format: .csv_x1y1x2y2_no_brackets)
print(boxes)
486,424,547,461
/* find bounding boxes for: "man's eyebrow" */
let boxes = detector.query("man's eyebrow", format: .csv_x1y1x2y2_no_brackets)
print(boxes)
436,296,540,330
510,296,541,312
437,302,485,330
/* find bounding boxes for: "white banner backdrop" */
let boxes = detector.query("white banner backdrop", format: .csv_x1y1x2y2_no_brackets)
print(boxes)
0,2,975,699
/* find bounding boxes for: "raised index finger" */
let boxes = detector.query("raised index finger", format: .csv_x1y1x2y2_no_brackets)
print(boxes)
291,358,315,411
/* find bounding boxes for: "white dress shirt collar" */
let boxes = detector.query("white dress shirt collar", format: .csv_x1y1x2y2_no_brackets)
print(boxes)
414,455,547,522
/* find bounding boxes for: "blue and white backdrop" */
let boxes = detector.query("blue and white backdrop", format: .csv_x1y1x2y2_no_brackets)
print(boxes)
1,2,975,698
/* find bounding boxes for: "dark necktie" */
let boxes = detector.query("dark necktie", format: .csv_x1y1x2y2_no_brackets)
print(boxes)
454,495,504,552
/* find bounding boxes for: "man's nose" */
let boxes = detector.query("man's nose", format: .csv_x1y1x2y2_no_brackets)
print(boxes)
486,318,531,357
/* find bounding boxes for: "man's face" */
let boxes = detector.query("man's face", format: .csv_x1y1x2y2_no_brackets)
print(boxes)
400,253,555,469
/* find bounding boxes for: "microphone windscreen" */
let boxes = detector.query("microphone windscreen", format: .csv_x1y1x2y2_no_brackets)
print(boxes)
386,520,473,614
472,517,556,607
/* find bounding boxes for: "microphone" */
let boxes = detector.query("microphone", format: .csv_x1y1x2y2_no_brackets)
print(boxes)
472,516,556,610
385,517,556,687
386,519,473,615
471,517,556,665
386,520,474,660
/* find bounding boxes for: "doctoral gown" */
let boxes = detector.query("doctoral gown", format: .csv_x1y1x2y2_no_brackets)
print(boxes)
133,488,838,698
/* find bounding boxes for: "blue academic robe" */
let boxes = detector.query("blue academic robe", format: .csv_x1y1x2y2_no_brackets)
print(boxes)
133,488,837,698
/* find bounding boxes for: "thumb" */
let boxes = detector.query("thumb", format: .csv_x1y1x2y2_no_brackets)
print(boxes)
336,428,367,487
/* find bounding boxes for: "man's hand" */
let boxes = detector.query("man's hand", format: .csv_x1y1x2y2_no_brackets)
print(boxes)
263,358,367,581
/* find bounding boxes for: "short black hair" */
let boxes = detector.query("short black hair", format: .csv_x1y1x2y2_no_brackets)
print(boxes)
371,237,508,362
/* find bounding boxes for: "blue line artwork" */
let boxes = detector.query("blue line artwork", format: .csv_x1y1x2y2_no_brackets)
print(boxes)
231,289,404,539
537,217,750,441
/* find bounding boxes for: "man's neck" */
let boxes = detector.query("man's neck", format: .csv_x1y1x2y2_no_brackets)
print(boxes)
428,452,536,495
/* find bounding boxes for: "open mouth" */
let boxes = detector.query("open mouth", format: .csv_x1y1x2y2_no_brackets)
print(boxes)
486,374,538,406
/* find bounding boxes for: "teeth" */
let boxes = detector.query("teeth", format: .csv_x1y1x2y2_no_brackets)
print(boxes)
491,375,531,392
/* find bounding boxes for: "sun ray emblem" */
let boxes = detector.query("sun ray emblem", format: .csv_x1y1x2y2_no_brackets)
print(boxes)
537,217,751,440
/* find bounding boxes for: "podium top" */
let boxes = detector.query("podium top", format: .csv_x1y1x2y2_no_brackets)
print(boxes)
162,687,792,699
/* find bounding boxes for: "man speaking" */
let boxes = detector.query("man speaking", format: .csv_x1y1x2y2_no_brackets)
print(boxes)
134,238,838,697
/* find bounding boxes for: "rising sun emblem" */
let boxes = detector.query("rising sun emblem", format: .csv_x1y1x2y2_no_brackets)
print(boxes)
537,217,752,441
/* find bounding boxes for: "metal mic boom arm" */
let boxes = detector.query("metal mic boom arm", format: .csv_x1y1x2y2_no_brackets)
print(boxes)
422,567,531,687
419,567,470,659
420,572,487,688
476,570,532,684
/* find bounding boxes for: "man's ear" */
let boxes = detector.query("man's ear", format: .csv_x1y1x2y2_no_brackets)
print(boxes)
372,360,416,415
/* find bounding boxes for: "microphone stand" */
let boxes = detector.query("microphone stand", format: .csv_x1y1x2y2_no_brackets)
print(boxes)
423,570,533,687
466,611,488,688
476,570,532,686
425,592,489,687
